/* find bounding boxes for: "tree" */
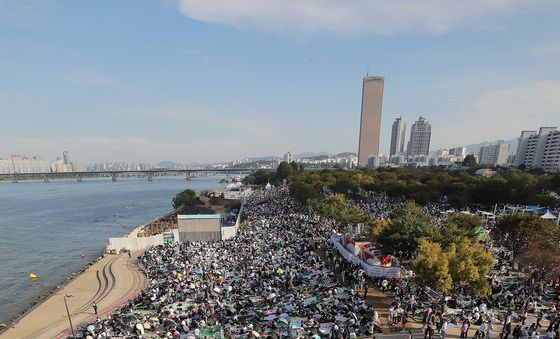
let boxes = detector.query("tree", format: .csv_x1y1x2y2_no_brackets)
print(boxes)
413,239,453,293
493,214,560,260
276,161,293,180
447,240,494,296
172,189,198,209
368,219,390,245
462,155,477,167
431,213,483,249
377,201,432,256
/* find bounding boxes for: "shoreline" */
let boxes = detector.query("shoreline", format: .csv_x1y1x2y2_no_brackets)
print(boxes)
0,255,104,332
0,213,159,333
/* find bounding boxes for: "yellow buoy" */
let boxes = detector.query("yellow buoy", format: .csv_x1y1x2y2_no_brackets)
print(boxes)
29,273,37,281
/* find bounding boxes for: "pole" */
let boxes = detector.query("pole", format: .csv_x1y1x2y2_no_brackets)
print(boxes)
64,295,76,338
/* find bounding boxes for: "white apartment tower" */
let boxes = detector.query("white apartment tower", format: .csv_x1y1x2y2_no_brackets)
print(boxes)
479,141,509,166
390,117,406,157
407,116,431,156
515,127,557,170
283,152,293,164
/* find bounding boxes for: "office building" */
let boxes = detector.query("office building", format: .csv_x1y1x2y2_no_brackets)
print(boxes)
390,117,406,156
515,127,557,170
407,116,431,156
358,76,384,166
63,151,70,165
478,141,509,166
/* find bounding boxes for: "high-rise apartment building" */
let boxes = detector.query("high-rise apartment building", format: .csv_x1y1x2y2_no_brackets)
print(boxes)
407,116,431,156
515,127,557,170
358,76,384,166
283,152,293,164
478,141,509,166
542,131,560,172
390,117,406,157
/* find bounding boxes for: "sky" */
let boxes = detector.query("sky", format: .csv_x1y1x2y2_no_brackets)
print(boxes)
1,0,559,164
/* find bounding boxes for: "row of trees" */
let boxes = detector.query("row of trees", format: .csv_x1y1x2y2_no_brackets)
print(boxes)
288,168,560,208
243,161,304,186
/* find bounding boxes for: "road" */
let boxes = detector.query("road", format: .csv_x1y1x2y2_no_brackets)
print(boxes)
0,253,145,339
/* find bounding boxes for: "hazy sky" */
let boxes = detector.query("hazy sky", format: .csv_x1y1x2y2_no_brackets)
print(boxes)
1,0,559,164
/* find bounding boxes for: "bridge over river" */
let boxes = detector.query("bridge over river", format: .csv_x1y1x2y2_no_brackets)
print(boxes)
0,168,254,183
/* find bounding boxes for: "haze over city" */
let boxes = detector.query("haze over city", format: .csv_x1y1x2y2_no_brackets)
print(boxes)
1,0,559,164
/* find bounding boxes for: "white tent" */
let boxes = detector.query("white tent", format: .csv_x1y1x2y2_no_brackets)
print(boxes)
541,210,557,220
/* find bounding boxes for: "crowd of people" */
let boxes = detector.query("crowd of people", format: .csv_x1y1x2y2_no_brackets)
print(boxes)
71,185,560,338
76,188,381,338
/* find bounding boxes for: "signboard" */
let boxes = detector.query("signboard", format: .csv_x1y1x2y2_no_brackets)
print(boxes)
163,232,175,244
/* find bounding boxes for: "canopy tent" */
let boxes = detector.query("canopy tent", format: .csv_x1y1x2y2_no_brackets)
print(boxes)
540,210,557,220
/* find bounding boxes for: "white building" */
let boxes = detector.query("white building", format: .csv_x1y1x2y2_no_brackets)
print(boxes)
407,116,431,156
479,141,509,166
542,130,560,173
449,146,467,160
283,152,293,164
390,117,406,156
515,127,559,171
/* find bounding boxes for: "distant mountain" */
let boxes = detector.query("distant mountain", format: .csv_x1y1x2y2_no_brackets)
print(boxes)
295,152,329,159
465,138,518,154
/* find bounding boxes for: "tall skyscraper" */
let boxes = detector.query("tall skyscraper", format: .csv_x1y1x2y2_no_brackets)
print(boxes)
358,76,384,166
63,151,70,165
390,117,406,156
407,116,431,156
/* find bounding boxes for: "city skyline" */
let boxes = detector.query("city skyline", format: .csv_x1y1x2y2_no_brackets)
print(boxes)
1,1,559,163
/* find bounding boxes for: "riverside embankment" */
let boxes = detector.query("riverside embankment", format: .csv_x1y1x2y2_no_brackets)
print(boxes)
0,176,226,327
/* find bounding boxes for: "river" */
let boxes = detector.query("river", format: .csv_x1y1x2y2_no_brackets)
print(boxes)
0,175,226,324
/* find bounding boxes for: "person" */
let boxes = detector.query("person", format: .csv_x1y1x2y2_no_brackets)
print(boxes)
486,320,493,339
460,319,470,338
440,318,448,339
503,322,511,339
128,251,131,258
92,302,98,315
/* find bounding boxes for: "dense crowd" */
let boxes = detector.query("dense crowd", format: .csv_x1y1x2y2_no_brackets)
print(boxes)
73,186,560,338
76,188,380,338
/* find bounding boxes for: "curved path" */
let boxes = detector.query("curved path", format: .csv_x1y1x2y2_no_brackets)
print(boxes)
0,253,145,339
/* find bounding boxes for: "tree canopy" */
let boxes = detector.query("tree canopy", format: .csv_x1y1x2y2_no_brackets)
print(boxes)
172,189,199,209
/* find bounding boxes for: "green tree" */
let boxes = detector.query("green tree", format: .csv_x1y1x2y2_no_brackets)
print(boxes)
276,161,293,180
172,189,198,209
377,201,432,256
431,213,483,249
413,239,453,292
492,214,560,260
462,154,477,167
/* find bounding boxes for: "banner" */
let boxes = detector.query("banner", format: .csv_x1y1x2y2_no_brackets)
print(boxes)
332,237,401,279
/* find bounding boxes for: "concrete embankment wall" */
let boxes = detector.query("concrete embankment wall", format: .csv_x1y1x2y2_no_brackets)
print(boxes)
108,229,179,251
106,188,253,251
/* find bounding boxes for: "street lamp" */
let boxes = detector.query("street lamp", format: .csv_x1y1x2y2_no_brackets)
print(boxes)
63,294,76,338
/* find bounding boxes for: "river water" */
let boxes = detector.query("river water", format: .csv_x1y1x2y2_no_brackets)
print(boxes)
0,175,225,324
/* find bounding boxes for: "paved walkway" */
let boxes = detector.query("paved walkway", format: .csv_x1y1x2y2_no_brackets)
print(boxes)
0,253,145,339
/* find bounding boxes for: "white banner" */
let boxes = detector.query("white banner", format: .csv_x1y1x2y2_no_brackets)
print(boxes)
332,237,402,279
